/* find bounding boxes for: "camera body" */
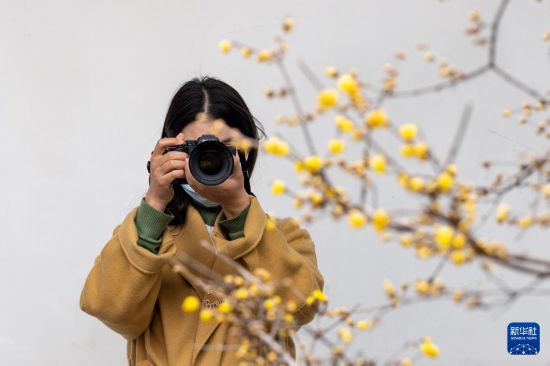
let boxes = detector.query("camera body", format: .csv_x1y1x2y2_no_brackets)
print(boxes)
162,134,237,186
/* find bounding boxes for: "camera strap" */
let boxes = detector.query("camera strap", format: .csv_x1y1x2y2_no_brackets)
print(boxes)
239,152,255,197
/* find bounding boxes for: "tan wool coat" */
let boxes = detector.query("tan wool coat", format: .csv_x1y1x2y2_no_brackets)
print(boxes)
80,195,325,365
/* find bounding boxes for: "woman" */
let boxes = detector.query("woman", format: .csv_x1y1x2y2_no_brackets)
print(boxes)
80,76,325,365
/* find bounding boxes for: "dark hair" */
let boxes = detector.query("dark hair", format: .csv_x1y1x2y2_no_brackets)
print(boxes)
160,75,266,226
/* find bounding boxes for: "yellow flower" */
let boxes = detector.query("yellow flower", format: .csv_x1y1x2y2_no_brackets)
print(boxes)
543,184,550,198
257,49,272,62
348,209,367,228
397,173,409,188
199,309,213,322
232,288,249,300
285,300,298,312
365,109,389,128
325,66,338,77
309,192,324,206
350,128,364,140
496,203,509,223
317,89,339,108
370,154,387,174
337,74,360,94
415,280,430,295
304,155,324,173
337,327,353,343
248,283,260,296
356,319,373,330
283,313,294,323
434,226,454,249
218,39,232,53
181,296,200,312
417,246,433,259
451,232,466,248
236,342,249,358
264,298,276,311
501,108,512,117
452,290,464,302
328,139,346,154
400,233,414,247
518,215,533,228
450,250,466,265
399,123,418,141
400,144,415,157
382,279,396,296
446,164,457,175
282,17,294,32
437,172,454,192
271,179,286,195
312,289,328,302
265,217,276,231
334,115,354,132
420,337,440,357
267,351,278,362
253,268,271,282
263,137,290,156
412,142,429,159
408,176,425,191
218,301,233,314
401,357,413,366
372,209,390,232
240,47,252,58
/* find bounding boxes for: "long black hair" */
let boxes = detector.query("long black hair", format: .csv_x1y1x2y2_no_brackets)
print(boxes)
159,76,266,226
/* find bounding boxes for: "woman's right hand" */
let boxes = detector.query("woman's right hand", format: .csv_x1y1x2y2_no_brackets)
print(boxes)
144,132,188,212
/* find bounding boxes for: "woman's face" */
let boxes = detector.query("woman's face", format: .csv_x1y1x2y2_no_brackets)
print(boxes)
180,119,233,143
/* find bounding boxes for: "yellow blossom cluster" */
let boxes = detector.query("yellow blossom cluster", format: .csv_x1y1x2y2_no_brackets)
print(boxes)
263,136,290,157
501,100,547,125
364,108,389,128
218,17,294,64
177,265,332,364
206,11,550,363
414,278,445,296
420,337,440,357
494,202,550,228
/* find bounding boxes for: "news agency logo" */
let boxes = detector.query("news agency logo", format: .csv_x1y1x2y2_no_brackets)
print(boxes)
507,322,540,355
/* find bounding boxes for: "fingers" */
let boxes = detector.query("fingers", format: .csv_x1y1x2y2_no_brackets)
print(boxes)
158,158,186,176
158,166,186,187
150,132,187,186
152,132,185,158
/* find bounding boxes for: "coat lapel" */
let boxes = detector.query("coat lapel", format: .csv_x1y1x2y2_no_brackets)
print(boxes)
173,195,268,365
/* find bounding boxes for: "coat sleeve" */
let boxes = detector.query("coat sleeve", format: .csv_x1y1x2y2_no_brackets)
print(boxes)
240,217,325,327
79,206,177,340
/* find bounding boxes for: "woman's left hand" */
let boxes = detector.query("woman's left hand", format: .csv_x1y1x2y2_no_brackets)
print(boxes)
183,150,250,218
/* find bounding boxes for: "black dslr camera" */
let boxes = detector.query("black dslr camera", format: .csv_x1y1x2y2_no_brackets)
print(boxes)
148,134,238,186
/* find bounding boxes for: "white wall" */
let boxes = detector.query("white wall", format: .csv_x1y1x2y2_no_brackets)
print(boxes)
1,0,549,364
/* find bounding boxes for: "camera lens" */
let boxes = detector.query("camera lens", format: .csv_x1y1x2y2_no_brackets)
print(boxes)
198,150,223,175
188,136,234,185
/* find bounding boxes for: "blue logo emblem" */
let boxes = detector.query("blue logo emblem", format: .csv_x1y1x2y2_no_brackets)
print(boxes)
508,322,540,355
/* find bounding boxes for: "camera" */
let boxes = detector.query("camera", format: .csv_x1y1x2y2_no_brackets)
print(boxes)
163,134,237,186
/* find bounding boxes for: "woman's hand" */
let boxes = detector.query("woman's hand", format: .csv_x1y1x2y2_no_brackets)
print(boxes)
183,148,250,219
144,132,187,212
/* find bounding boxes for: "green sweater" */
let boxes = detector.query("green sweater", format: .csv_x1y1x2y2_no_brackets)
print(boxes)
134,197,251,254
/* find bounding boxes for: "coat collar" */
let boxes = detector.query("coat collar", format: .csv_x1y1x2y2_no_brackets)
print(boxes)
170,194,267,364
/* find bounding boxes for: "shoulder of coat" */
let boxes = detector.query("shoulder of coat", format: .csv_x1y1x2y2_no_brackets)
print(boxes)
274,216,301,231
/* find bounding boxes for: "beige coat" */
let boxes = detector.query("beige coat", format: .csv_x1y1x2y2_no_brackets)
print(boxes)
80,195,324,365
